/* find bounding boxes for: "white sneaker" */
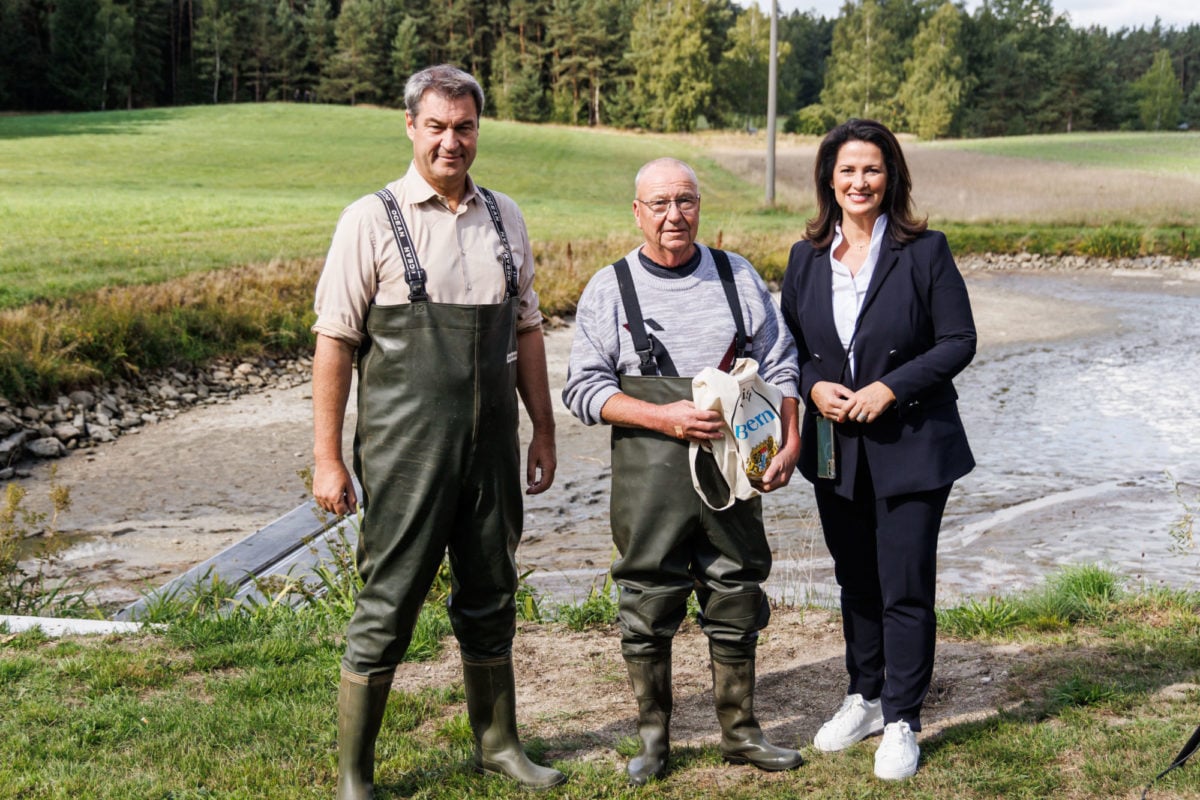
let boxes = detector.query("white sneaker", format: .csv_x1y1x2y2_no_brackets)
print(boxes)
874,720,920,780
813,693,884,752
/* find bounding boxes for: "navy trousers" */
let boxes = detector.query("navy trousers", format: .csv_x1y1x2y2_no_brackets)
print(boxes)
814,453,951,731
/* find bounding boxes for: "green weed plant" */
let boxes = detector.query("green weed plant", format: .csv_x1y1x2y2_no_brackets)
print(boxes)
555,572,620,632
0,475,92,617
938,564,1124,638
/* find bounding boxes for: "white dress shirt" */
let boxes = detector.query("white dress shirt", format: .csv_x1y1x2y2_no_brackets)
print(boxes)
830,213,889,381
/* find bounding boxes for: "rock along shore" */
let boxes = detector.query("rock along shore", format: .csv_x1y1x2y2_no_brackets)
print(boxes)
0,354,313,480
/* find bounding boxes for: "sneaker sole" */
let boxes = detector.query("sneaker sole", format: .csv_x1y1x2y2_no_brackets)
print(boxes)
874,762,918,781
812,724,885,752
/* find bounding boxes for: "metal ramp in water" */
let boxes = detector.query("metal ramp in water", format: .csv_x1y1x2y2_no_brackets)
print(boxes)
113,495,359,622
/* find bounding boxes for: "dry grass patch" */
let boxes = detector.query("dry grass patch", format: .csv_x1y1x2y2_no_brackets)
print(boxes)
707,143,1200,227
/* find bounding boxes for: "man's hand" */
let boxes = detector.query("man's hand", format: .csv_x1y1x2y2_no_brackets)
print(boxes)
753,396,799,493
658,399,724,442
526,430,556,495
602,394,723,441
313,458,357,516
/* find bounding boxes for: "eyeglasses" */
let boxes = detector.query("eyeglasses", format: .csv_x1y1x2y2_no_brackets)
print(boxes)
636,195,700,217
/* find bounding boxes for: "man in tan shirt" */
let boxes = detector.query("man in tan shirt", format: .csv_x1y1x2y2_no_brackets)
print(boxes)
311,64,562,798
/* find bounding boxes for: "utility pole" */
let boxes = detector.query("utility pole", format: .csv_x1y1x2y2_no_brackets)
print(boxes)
766,0,778,206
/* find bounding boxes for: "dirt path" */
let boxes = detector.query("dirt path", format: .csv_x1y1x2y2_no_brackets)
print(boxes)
390,606,1030,774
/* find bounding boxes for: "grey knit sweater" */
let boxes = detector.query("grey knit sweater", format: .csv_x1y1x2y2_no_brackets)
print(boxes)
562,244,800,426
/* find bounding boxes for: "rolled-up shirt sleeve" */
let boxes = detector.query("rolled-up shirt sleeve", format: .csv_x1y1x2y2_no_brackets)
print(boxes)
312,200,379,347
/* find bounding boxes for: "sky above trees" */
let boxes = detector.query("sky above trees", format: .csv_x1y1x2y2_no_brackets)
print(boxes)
749,0,1198,30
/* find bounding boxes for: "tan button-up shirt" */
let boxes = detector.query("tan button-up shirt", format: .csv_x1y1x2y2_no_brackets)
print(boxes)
312,162,542,346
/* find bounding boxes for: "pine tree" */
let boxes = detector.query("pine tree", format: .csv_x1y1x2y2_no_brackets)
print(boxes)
47,0,103,109
272,0,306,101
390,14,425,104
320,0,383,105
897,1,965,139
195,0,234,103
97,0,135,110
628,0,715,132
778,10,835,114
303,0,337,101
717,4,791,129
1134,48,1183,130
820,0,903,127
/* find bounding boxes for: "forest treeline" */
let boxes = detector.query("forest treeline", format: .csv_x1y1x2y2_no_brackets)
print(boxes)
1,0,1197,138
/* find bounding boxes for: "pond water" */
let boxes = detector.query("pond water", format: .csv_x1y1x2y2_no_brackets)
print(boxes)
522,269,1200,605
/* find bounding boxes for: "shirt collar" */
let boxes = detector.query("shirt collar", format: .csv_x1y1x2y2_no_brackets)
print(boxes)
403,161,478,209
832,213,889,256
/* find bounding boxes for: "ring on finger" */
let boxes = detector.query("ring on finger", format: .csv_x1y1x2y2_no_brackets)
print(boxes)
857,413,867,423
674,425,685,439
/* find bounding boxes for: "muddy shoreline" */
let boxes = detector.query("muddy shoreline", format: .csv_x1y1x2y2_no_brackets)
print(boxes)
12,261,1200,610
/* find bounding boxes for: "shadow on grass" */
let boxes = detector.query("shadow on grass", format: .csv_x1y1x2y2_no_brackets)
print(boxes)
0,107,184,140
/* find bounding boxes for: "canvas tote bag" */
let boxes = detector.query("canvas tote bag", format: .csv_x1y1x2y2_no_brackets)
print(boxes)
689,357,784,510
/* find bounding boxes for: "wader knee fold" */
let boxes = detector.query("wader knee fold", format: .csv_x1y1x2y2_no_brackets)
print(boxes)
618,586,690,659
700,588,770,662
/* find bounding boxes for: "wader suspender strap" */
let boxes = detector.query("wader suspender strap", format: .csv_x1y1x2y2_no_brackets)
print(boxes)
611,247,749,377
375,189,427,301
375,186,517,301
612,257,657,376
477,187,518,299
712,248,748,368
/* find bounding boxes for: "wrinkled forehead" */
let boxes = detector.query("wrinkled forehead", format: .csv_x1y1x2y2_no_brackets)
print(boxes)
412,90,480,124
636,165,698,198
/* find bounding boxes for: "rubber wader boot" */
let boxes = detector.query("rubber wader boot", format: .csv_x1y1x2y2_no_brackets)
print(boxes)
337,669,394,800
712,658,804,771
625,657,673,785
461,658,566,790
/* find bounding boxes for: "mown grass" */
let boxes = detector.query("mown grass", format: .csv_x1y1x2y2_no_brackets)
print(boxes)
2,565,1199,799
0,104,719,309
2,107,1198,403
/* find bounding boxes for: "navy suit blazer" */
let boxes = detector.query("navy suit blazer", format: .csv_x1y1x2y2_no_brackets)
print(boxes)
780,229,976,500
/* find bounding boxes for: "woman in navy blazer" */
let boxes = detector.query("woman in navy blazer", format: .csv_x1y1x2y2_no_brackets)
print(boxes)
780,119,975,780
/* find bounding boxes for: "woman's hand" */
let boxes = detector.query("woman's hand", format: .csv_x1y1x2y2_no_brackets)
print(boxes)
811,380,854,421
843,381,896,424
811,380,895,424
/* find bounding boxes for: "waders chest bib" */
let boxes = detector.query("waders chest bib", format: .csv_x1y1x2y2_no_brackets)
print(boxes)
342,188,522,674
607,257,772,662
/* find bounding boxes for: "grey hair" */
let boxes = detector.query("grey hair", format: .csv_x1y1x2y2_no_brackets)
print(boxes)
634,158,698,195
403,64,485,118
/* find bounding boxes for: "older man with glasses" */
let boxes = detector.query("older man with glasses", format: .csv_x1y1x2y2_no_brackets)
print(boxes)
562,157,803,785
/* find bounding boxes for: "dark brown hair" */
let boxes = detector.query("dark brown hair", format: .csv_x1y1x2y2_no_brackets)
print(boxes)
804,118,927,248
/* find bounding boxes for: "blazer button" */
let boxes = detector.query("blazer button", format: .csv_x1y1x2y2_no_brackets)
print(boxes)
813,352,823,362
888,349,898,357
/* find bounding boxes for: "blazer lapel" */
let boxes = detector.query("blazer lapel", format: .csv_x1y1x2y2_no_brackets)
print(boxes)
856,235,902,325
808,247,846,364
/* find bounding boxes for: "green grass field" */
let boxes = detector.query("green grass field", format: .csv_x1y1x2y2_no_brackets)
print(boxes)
929,130,1200,177
6,106,1194,311
1,106,1198,401
0,104,767,308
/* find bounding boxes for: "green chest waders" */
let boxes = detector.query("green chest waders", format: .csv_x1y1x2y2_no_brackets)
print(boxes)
342,188,523,674
607,256,772,663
